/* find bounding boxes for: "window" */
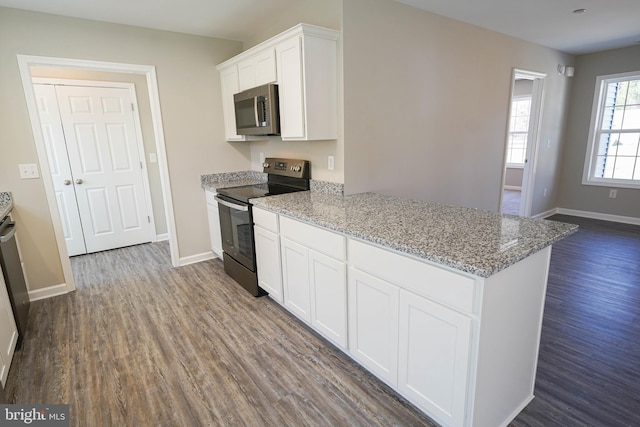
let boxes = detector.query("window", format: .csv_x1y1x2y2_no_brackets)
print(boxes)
583,72,640,188
506,96,531,166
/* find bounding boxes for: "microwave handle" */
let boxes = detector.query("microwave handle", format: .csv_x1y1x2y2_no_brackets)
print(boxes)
254,96,260,127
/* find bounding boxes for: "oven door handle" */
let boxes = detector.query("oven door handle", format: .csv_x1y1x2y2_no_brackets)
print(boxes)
0,220,16,243
214,195,249,212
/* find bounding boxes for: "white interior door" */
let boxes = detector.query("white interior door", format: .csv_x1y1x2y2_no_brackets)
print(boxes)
34,83,152,255
56,85,152,253
33,84,87,256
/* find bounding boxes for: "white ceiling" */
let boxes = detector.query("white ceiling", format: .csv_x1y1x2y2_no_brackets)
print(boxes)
1,0,638,54
395,0,640,54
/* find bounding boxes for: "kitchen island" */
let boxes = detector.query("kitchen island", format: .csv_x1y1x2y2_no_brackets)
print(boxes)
249,190,576,427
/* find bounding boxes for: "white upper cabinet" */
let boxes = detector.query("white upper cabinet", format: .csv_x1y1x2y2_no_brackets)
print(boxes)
238,49,277,91
216,24,339,142
276,29,338,141
219,66,246,141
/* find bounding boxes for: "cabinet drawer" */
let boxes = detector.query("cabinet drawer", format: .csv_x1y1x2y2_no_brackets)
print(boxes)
348,239,476,314
205,190,217,205
253,207,279,233
280,216,345,260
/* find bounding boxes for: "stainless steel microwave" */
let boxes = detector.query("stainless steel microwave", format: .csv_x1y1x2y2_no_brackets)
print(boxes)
233,83,280,136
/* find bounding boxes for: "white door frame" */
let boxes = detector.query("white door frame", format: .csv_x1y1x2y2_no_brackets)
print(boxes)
17,55,180,293
500,68,546,217
33,78,157,255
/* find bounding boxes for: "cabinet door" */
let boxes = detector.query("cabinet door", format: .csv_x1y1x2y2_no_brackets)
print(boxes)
281,237,311,322
255,226,283,304
254,49,277,87
206,199,223,258
276,36,305,140
348,268,399,387
237,58,256,92
0,275,18,387
310,250,347,349
219,66,245,141
398,290,471,427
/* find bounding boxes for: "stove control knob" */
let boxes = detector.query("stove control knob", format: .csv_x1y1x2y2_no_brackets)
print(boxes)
263,162,270,168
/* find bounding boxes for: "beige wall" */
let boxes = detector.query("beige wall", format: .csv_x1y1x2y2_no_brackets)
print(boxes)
0,7,248,291
557,45,640,217
505,167,524,188
29,66,168,236
343,0,573,213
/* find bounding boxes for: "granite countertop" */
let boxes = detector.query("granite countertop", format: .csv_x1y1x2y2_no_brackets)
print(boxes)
252,191,578,278
201,171,267,192
0,192,12,219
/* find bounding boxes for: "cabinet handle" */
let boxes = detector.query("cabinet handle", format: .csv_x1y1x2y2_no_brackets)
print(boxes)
63,179,71,185
75,179,84,185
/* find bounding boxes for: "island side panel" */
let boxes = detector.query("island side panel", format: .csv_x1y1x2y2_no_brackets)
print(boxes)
471,246,552,427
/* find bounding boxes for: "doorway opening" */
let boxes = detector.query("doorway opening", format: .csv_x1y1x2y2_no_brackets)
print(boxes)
33,79,158,256
17,55,179,295
500,69,546,216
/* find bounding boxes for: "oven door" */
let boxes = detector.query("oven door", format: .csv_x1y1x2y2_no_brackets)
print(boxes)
215,195,255,271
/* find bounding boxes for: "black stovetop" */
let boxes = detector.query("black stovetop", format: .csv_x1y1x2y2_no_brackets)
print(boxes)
217,182,306,204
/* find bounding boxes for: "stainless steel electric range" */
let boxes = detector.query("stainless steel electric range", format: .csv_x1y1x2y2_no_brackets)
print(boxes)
215,158,310,296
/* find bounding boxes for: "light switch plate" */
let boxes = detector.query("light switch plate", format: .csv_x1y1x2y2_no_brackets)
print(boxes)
18,163,40,179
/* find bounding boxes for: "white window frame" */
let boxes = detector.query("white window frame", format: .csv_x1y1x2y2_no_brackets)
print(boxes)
506,95,532,168
582,70,640,189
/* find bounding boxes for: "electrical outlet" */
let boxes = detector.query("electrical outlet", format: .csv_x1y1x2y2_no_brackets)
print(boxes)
609,189,617,198
543,188,548,197
259,152,265,164
149,153,157,163
546,138,551,149
18,163,40,179
328,156,335,171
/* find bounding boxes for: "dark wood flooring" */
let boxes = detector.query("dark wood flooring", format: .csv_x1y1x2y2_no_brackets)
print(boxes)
4,242,436,426
4,214,640,426
511,215,640,427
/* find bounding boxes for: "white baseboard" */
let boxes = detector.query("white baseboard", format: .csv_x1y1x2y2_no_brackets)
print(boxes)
155,233,169,242
532,208,558,219
28,283,69,302
555,208,640,225
503,186,522,191
178,251,217,267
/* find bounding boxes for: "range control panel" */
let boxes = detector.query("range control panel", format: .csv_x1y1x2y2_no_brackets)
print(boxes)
262,158,310,179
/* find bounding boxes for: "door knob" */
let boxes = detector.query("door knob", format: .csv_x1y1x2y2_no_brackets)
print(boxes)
75,178,84,185
63,179,71,185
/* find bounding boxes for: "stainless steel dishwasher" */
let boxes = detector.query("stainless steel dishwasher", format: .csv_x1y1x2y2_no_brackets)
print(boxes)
0,215,29,348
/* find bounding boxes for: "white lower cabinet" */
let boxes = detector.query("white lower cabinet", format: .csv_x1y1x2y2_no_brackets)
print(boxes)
251,209,552,427
348,267,400,387
309,250,347,348
280,240,348,348
281,237,312,322
398,289,471,427
0,273,18,387
254,225,283,303
205,191,223,258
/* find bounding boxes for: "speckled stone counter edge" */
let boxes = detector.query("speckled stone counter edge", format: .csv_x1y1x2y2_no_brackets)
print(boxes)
201,171,267,191
0,192,13,219
252,192,578,278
